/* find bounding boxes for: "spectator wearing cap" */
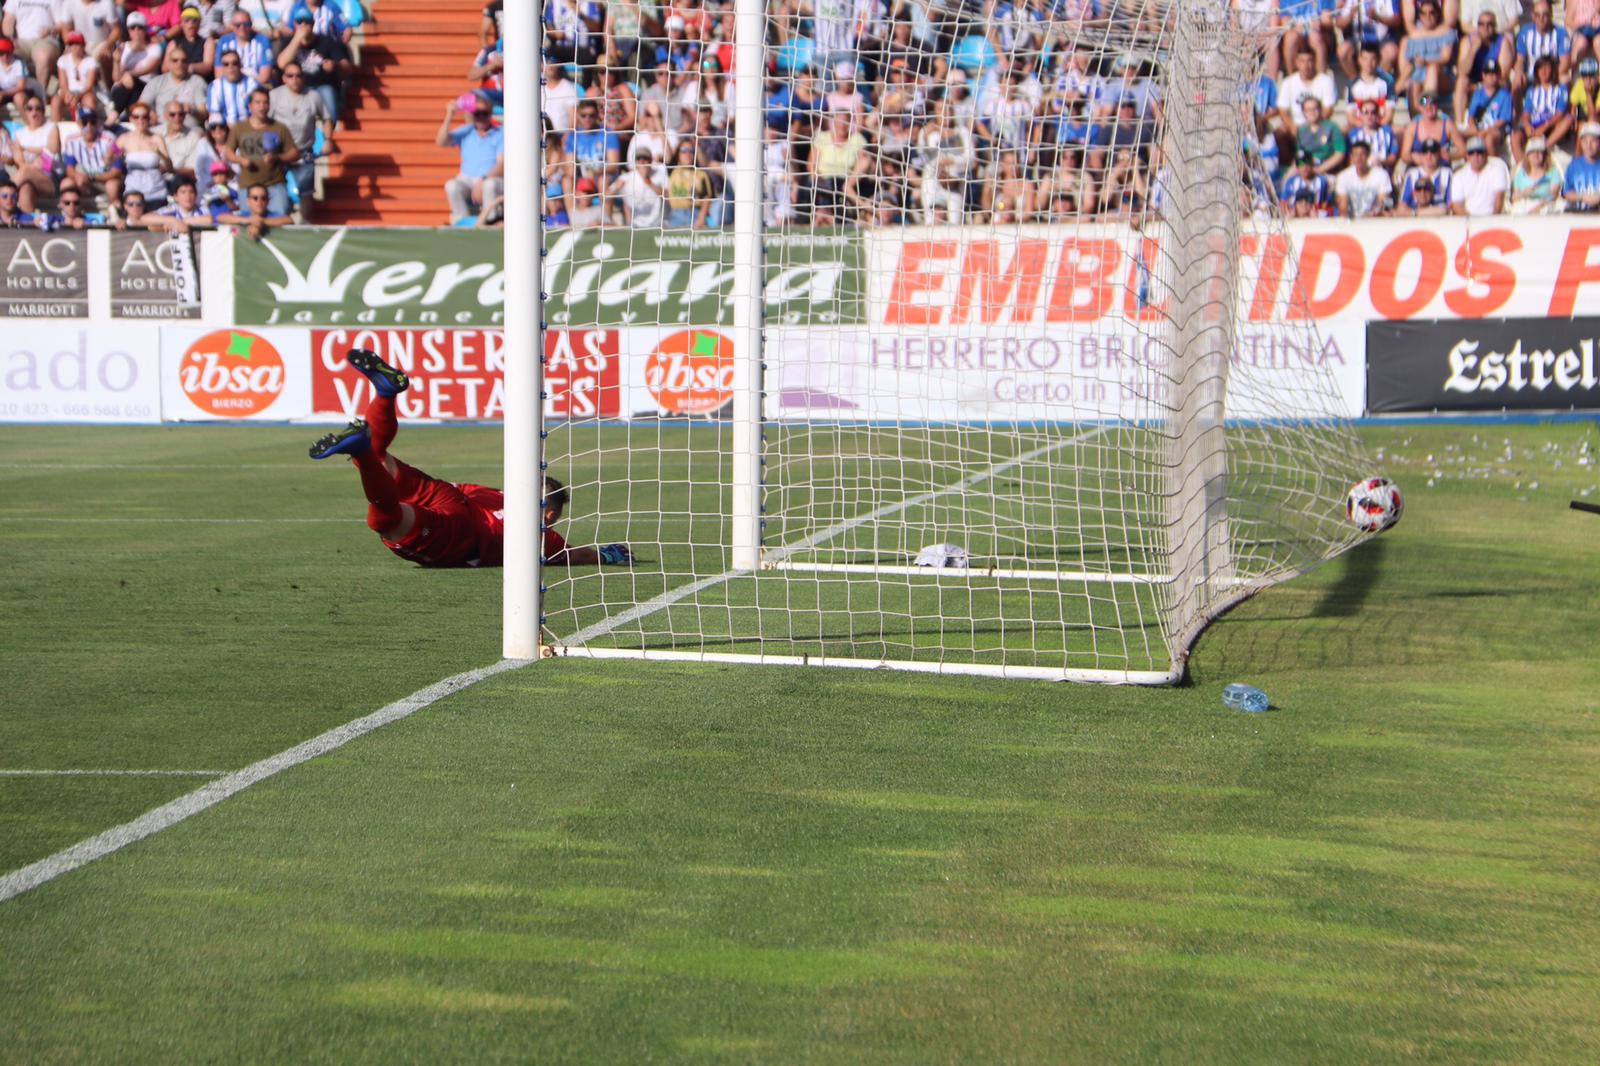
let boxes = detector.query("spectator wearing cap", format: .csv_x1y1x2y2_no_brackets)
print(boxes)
1344,41,1397,125
1279,151,1333,214
269,59,331,217
1336,138,1394,216
140,48,208,126
1399,137,1453,206
56,0,119,74
218,6,273,84
1509,134,1563,212
167,6,217,79
51,30,98,122
1512,54,1570,163
224,85,299,216
1513,0,1570,93
1349,97,1401,169
3,0,65,97
1451,134,1509,213
276,5,351,122
61,106,120,203
1571,56,1600,127
109,12,163,122
158,95,204,182
1295,95,1347,175
1401,91,1465,165
1565,122,1600,210
126,0,184,36
1400,0,1459,112
608,147,665,227
1454,8,1513,120
0,38,31,117
1336,0,1403,83
437,91,503,225
1462,57,1512,157
1398,168,1449,214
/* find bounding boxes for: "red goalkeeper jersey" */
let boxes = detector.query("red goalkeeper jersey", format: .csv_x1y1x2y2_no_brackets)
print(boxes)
379,462,565,568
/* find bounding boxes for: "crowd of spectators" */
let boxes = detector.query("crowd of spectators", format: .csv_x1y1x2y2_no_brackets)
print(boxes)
444,0,1600,228
0,0,355,232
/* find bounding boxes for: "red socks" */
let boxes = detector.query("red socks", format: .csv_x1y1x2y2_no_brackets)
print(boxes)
365,394,398,458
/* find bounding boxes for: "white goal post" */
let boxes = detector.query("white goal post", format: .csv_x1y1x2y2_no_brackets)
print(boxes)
507,0,1377,682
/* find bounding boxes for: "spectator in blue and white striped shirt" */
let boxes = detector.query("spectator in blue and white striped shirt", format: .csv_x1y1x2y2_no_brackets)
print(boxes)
1514,0,1571,91
297,0,351,44
1513,54,1571,160
218,9,276,84
1348,98,1400,170
209,50,261,127
62,109,123,206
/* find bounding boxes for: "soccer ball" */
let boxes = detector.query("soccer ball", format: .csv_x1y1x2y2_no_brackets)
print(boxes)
1346,477,1403,533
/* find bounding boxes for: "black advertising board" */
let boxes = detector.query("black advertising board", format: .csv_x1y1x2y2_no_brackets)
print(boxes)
1368,317,1600,413
0,229,88,317
110,230,202,319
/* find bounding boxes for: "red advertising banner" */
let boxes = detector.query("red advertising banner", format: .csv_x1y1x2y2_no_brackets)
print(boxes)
310,328,620,421
868,218,1600,327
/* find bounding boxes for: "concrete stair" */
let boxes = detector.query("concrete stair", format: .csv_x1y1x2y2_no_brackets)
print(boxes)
319,0,485,226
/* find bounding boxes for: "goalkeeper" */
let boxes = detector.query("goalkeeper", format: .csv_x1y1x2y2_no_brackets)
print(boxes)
309,349,631,569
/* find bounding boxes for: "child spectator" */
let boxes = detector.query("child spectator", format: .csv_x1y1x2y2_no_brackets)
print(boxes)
1345,41,1397,123
1512,54,1571,162
1462,58,1513,157
1337,0,1402,81
1565,122,1600,211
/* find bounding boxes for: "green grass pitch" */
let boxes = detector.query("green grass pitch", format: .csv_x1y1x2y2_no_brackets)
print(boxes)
1,421,1598,1063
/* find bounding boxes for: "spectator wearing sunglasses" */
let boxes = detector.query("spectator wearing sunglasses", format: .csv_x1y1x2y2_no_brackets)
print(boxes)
218,7,275,84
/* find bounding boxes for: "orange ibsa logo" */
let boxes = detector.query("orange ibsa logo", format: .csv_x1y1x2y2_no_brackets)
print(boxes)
644,330,734,415
179,330,285,417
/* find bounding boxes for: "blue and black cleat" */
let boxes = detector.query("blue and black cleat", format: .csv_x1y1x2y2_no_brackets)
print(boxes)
347,349,409,397
309,419,372,460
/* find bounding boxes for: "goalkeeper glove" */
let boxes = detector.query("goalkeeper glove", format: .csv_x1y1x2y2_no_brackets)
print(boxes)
598,543,632,565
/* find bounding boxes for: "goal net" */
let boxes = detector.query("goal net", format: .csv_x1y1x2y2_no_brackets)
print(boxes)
537,0,1374,683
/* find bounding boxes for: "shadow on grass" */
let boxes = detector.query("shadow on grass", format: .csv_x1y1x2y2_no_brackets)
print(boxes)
1310,538,1386,619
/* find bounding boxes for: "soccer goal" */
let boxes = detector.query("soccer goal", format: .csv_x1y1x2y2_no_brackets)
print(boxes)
520,0,1376,684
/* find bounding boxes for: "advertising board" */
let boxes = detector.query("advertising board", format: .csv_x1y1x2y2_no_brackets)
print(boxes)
1367,317,1600,412
0,230,89,317
159,327,312,421
0,325,162,422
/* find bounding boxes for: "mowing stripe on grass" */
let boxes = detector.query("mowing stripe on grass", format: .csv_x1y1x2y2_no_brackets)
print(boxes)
0,658,528,905
563,427,1109,648
0,770,227,778
0,517,358,524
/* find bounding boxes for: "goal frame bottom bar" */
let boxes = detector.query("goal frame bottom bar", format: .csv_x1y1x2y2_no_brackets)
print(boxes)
764,561,1170,584
545,644,1181,686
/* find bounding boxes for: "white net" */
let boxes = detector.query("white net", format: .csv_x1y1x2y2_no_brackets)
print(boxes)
539,0,1374,683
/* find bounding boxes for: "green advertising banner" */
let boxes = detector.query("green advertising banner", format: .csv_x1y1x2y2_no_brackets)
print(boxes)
233,228,865,328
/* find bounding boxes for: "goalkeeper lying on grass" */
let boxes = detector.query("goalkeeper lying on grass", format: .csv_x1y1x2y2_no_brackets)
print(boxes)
309,349,632,570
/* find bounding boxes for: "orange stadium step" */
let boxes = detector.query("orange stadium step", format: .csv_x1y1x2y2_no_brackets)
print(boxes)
318,0,488,226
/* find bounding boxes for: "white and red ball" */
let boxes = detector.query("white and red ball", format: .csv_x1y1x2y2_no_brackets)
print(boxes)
1346,476,1403,533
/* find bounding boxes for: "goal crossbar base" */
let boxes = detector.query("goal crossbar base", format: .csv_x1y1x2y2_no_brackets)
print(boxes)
765,561,1170,585
544,644,1180,686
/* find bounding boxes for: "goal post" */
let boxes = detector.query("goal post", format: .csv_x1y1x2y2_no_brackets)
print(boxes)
523,0,1378,683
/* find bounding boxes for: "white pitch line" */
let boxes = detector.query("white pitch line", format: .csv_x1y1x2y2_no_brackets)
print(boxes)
563,427,1109,648
0,769,226,778
0,657,529,905
0,517,358,524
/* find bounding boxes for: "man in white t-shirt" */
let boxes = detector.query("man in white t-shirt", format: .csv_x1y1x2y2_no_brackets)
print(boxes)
609,149,665,227
3,0,66,90
1278,49,1338,130
1450,135,1510,215
1335,140,1394,216
542,61,579,133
